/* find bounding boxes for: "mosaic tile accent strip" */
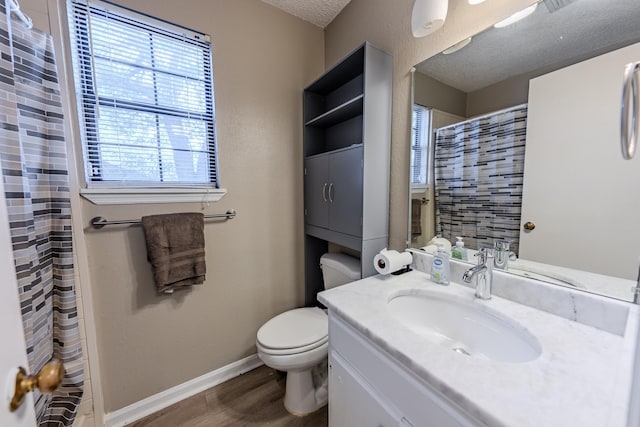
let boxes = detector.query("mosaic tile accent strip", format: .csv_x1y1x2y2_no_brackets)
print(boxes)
0,4,83,426
434,105,527,255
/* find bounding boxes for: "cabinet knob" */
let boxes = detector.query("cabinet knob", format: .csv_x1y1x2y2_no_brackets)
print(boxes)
523,221,536,231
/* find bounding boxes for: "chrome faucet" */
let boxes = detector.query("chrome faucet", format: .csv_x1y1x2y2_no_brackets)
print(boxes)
493,240,516,271
462,248,494,300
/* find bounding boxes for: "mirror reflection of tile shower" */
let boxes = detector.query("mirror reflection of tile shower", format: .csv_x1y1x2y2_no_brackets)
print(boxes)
433,105,527,255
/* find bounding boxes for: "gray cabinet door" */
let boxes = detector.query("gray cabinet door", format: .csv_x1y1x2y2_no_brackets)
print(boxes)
304,155,329,229
329,146,363,237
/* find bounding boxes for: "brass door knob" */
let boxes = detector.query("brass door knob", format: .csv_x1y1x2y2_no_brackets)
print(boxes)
523,221,536,231
10,359,64,412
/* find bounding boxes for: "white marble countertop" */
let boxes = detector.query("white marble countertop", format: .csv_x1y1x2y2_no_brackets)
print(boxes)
318,269,639,427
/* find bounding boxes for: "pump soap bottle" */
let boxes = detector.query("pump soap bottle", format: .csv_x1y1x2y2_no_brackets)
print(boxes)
431,243,451,285
451,237,468,261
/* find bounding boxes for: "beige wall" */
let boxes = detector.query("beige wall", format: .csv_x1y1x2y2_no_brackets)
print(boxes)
325,0,536,250
44,0,323,413
413,72,466,117
19,0,49,31
466,73,530,117
414,70,529,119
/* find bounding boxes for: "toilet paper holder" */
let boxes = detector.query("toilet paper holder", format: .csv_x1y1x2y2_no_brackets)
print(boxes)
374,249,413,275
391,265,412,275
375,257,412,275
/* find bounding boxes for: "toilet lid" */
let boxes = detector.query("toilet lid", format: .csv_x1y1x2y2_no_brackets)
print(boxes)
257,307,327,350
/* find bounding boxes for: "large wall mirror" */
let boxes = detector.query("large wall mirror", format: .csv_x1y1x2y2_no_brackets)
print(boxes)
409,0,640,302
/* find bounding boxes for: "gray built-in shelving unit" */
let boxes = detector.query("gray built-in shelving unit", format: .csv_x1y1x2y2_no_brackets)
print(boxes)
303,42,392,305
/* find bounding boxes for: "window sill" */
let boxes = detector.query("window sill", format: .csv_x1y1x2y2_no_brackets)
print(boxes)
80,187,227,205
411,185,429,193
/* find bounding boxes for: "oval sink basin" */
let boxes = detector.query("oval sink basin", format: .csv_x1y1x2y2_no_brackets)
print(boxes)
387,292,542,363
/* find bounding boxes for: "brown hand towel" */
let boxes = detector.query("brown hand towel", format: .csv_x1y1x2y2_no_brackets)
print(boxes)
141,212,206,293
411,198,422,238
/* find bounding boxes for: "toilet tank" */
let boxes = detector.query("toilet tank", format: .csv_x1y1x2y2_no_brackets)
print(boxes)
320,253,361,290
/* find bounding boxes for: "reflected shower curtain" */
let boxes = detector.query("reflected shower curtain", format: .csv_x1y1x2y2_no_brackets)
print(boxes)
434,105,527,255
0,2,83,425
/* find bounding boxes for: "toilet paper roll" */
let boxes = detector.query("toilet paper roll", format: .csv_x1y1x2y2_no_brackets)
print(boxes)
374,248,413,275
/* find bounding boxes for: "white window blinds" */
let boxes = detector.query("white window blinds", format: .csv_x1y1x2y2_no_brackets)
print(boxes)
411,104,430,186
67,0,219,187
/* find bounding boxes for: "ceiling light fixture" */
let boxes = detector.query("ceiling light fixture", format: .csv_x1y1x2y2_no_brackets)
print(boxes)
468,0,487,4
442,37,472,55
411,0,448,38
494,3,538,28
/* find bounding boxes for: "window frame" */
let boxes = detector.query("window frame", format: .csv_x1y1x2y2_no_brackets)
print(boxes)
411,104,431,190
66,0,226,204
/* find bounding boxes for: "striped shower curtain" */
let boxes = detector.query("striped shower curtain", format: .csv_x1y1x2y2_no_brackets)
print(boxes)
434,105,527,255
0,1,83,425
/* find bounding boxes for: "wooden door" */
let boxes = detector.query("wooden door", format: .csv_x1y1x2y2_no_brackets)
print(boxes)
0,168,37,426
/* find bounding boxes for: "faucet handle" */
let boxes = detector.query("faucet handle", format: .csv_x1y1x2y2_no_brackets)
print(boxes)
475,248,493,264
494,240,510,251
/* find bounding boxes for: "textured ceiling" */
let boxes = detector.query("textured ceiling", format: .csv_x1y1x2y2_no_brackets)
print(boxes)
416,0,640,93
261,0,351,28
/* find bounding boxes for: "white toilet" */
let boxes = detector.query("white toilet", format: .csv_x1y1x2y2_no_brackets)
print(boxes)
256,252,361,415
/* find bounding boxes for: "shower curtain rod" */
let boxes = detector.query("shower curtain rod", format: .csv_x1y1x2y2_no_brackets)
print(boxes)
434,103,528,133
90,209,237,229
9,0,33,29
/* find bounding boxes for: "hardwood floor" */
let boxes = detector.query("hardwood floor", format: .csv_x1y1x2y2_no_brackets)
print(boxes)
128,366,328,426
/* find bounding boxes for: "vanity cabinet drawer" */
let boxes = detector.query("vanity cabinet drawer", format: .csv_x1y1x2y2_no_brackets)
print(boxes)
329,350,401,426
329,314,480,427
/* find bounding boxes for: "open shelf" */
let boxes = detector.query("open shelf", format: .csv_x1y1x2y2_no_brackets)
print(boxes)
304,143,363,160
305,95,364,128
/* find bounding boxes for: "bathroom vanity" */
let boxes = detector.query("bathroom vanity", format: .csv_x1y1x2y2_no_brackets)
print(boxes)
318,253,638,427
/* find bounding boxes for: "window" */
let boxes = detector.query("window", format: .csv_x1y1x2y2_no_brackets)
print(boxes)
67,0,222,203
411,104,431,188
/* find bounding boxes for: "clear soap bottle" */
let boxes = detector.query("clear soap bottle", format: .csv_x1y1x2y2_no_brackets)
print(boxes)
431,243,451,285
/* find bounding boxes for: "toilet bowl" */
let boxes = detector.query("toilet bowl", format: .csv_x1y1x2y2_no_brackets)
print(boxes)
256,252,361,416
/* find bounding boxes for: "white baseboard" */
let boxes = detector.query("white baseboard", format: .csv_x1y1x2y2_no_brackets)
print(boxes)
104,354,263,427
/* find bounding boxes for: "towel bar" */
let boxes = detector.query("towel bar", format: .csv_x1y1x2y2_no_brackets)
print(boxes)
90,210,236,229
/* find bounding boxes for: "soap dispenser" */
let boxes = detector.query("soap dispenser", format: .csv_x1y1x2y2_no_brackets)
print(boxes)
431,243,450,285
451,236,468,261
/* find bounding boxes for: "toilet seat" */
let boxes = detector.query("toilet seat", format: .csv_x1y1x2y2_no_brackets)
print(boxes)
257,307,327,355
258,335,328,356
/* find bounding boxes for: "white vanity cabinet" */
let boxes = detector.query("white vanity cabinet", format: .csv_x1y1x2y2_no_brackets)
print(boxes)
329,314,481,427
329,352,400,426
